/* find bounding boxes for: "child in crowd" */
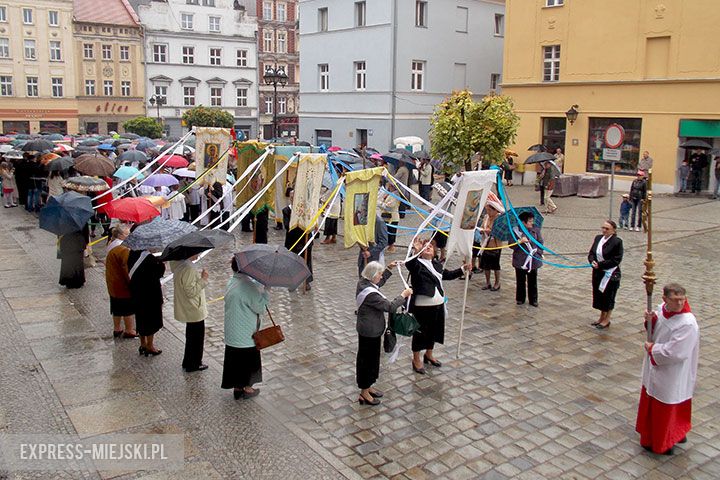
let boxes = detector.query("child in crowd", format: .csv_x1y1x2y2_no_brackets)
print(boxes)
1,162,18,208
678,160,690,193
619,193,631,230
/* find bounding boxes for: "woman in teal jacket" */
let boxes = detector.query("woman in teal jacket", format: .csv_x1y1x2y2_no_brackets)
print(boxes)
222,257,270,400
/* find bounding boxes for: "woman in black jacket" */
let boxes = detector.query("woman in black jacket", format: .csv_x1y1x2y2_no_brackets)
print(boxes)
588,220,623,329
405,238,470,374
355,261,412,406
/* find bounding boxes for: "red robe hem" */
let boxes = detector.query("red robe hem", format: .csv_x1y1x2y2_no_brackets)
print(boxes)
635,386,692,453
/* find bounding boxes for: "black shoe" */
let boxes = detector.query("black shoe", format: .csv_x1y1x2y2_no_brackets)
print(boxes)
423,355,441,367
144,348,162,356
184,364,209,372
516,300,525,305
481,284,492,290
662,447,674,456
369,390,383,398
113,330,124,338
122,331,139,339
138,346,146,355
679,436,687,444
530,301,538,307
274,224,284,230
490,285,501,291
233,389,243,400
595,322,611,330
242,388,260,399
358,396,380,406
412,363,426,374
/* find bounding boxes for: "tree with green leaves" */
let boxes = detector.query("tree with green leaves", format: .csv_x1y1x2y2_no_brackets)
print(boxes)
182,106,234,129
429,90,520,173
122,117,163,138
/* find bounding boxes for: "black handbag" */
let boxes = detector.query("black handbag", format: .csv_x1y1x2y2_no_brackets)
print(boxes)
383,328,397,353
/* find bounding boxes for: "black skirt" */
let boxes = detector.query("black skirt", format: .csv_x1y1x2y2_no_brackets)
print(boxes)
479,249,501,271
221,345,262,389
591,269,620,311
356,335,382,389
110,296,135,317
324,218,338,236
135,304,163,336
411,304,445,351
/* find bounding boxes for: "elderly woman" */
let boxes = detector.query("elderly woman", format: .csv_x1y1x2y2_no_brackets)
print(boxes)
510,211,543,307
406,238,470,374
222,257,270,400
588,220,623,329
105,225,137,338
356,261,412,406
128,249,166,355
58,224,89,289
170,255,209,372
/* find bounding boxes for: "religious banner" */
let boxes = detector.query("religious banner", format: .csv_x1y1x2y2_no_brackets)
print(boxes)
194,127,231,186
235,141,275,215
273,145,310,225
445,170,497,259
344,167,383,249
289,153,327,231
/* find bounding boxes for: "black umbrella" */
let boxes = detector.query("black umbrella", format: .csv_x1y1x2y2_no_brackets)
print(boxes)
48,156,74,172
524,152,556,164
21,139,54,152
297,141,311,147
679,139,712,150
118,150,148,164
381,152,415,167
411,150,430,160
39,191,94,235
159,230,234,261
112,139,132,147
527,144,548,152
79,139,101,147
119,133,140,140
233,244,311,291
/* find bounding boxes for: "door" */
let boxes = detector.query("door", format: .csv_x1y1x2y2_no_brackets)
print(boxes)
683,138,712,191
356,129,368,148
315,129,332,147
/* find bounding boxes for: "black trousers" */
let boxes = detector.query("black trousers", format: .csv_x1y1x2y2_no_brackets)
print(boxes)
187,204,200,222
356,335,381,389
539,185,545,205
691,171,703,193
241,213,254,232
515,268,538,304
182,320,205,370
254,210,269,243
220,211,230,231
398,201,407,218
386,221,398,246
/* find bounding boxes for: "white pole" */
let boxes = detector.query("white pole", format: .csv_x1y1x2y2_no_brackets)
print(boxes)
456,268,470,359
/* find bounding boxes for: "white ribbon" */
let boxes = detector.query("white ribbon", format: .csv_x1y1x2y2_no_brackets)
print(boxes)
356,285,387,308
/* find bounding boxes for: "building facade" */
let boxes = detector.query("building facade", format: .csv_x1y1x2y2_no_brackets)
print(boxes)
257,0,300,140
298,0,505,149
0,0,79,134
503,0,720,193
73,0,145,135
136,0,259,138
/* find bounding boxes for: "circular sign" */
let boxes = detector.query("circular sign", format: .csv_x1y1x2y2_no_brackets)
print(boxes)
604,124,625,149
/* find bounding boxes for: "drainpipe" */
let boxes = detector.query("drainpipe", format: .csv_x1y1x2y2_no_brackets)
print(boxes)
389,0,398,149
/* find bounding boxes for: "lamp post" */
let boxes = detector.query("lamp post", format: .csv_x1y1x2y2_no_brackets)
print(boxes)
148,94,166,123
263,65,288,140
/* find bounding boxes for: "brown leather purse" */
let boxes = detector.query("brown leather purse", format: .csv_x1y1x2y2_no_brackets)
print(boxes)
252,307,284,350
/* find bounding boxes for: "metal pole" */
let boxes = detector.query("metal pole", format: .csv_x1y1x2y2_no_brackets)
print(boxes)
273,78,278,140
643,168,656,340
608,160,615,220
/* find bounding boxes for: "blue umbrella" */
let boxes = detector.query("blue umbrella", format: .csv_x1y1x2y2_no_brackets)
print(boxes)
97,143,116,151
114,166,144,181
124,217,197,252
490,206,544,243
39,191,94,235
136,139,158,152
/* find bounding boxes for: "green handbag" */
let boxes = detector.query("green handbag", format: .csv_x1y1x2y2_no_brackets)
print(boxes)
390,309,420,337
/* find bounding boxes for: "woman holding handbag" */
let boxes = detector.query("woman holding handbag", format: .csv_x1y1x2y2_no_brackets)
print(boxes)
222,257,270,399
355,261,412,406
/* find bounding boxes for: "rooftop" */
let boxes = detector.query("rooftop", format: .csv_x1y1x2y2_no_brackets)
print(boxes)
73,0,140,26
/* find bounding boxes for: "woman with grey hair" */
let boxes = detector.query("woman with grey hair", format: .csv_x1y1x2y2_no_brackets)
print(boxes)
355,260,412,406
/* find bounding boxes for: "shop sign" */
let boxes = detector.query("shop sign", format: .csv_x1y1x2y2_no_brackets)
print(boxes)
95,102,131,114
602,148,622,161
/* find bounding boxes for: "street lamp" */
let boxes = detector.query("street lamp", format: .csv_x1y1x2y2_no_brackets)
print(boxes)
565,104,579,125
148,94,166,122
263,65,288,140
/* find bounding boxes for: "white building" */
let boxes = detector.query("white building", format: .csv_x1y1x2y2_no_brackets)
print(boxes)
135,0,259,138
299,0,505,150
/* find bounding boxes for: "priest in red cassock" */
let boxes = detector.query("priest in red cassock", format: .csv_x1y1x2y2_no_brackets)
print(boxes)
636,283,699,455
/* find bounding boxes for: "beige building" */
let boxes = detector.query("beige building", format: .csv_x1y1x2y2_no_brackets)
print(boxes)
0,0,79,134
73,0,145,135
503,0,720,193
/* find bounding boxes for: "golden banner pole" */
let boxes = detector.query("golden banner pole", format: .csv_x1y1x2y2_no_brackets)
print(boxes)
642,169,656,341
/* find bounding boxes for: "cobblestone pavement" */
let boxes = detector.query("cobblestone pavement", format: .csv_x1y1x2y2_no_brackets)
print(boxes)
1,187,719,479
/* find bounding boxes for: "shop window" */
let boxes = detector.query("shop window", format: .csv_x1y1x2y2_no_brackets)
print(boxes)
542,117,566,153
39,121,67,134
107,122,118,134
586,118,642,175
3,121,30,134
86,122,99,134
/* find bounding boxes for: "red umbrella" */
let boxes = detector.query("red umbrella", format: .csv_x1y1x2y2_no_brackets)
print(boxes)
0,136,12,143
104,197,161,223
157,154,189,168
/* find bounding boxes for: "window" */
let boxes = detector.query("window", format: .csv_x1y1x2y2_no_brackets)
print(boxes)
354,61,366,90
586,118,642,175
542,117,566,155
263,31,273,52
209,16,221,32
49,41,62,61
154,85,167,101
210,87,222,106
490,73,501,90
543,45,561,82
48,10,59,26
263,2,272,19
0,38,8,58
236,87,247,106
277,3,287,21
278,97,286,114
181,13,194,30
182,46,195,64
102,44,112,60
355,2,366,27
264,96,273,114
236,49,248,67
415,1,427,27
277,32,286,53
85,79,96,95
202,0,215,5
24,40,36,60
121,81,131,96
183,86,196,106
318,8,328,31
546,0,564,6
411,60,424,91
51,78,63,97
153,44,167,63
187,0,199,4
209,47,222,65
0,76,11,96
83,43,94,59
22,8,33,24
120,45,129,61
494,14,504,36
319,64,329,90
104,80,113,96
0,6,5,22
456,7,468,33
26,77,38,97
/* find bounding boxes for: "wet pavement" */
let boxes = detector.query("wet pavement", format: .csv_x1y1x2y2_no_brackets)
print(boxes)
1,186,719,479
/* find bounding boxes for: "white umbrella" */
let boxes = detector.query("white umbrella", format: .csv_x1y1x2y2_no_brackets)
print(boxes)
172,168,196,178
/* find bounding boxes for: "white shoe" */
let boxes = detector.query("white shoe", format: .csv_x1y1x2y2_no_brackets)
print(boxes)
635,227,640,231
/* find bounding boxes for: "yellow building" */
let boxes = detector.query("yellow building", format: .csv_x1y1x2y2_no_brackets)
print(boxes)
72,0,145,135
502,0,720,193
0,0,79,134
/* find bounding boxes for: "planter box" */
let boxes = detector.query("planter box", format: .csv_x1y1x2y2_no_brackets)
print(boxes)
577,175,609,198
553,175,579,197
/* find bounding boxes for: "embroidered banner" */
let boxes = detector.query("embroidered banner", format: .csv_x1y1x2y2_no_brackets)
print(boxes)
273,146,310,224
234,141,275,215
344,167,383,249
289,153,327,231
445,170,497,259
194,127,231,187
